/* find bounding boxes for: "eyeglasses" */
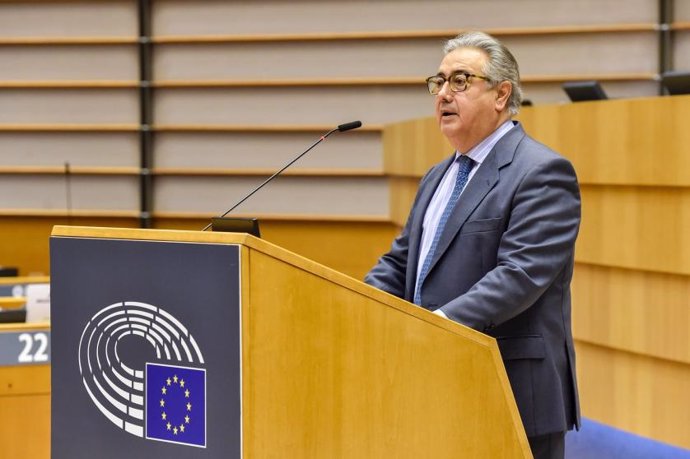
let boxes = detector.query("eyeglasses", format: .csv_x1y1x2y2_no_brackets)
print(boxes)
425,71,491,95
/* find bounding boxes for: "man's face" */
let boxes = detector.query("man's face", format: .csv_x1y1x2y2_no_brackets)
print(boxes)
434,47,507,152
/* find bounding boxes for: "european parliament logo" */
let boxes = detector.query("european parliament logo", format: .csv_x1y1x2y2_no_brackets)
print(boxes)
78,301,207,448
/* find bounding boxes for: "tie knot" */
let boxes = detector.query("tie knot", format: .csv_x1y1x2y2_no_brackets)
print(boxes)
457,154,474,173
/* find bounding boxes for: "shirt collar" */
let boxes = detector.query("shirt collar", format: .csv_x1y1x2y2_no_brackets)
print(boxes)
455,120,515,165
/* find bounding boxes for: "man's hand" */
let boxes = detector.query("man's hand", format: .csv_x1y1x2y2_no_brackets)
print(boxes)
433,309,448,319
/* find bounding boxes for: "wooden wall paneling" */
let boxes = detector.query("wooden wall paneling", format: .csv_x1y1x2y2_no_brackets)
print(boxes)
0,45,137,81
497,32,659,76
153,86,431,126
389,177,421,228
153,131,382,170
0,174,140,212
0,1,137,38
0,88,139,124
674,0,690,21
0,362,50,397
0,370,50,459
0,322,50,459
576,185,690,274
0,216,138,275
575,341,690,449
152,40,444,80
0,124,139,132
0,395,50,458
152,175,389,217
383,96,690,185
0,132,140,168
672,30,690,69
517,96,690,186
152,0,657,36
383,116,452,176
152,34,659,82
572,263,690,364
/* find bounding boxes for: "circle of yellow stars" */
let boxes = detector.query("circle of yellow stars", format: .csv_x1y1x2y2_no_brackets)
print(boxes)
160,374,192,436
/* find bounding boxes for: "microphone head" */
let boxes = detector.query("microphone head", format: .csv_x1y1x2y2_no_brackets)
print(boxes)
337,120,362,132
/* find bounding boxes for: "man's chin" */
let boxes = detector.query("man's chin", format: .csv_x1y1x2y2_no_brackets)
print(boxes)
439,118,461,134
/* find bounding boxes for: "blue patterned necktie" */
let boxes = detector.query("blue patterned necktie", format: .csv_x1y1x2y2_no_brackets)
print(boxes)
414,154,475,305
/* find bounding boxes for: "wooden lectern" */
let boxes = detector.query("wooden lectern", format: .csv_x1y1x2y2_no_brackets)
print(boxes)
50,226,530,458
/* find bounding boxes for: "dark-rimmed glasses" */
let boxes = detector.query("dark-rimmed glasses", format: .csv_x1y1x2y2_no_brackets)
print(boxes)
426,71,491,95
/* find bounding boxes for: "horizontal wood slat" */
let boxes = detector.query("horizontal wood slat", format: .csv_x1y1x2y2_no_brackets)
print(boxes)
152,168,384,177
0,166,139,175
153,23,658,44
0,124,382,133
0,209,140,218
153,74,655,88
0,81,138,88
152,211,390,223
0,37,137,46
153,124,383,133
671,21,690,30
0,167,384,177
0,124,139,132
0,74,656,91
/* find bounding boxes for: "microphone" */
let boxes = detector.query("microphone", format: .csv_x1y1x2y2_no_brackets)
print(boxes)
336,120,362,132
201,121,362,231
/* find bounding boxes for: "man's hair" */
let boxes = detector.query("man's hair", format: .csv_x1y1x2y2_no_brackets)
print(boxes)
443,31,523,115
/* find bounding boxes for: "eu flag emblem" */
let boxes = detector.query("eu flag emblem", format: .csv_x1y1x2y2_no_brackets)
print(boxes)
145,363,206,448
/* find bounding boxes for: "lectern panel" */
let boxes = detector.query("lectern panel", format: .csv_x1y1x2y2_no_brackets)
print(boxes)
50,237,242,459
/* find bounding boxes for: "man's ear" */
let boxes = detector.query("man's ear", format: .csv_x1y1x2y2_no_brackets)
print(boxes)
495,81,512,111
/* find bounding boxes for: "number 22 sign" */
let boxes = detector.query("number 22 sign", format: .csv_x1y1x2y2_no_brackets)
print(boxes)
0,330,51,366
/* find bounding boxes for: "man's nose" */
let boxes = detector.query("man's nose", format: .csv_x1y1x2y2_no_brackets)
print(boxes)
437,81,453,100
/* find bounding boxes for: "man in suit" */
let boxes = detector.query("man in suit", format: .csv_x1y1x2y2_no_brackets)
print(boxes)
365,31,581,459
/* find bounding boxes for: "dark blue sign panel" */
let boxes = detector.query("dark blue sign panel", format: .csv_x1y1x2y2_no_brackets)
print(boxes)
50,236,241,459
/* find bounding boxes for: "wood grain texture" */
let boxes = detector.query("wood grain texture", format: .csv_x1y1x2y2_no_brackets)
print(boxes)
0,394,50,458
243,245,529,457
575,341,690,449
384,95,690,186
0,323,50,459
518,96,690,186
573,263,690,365
577,185,690,274
0,217,139,275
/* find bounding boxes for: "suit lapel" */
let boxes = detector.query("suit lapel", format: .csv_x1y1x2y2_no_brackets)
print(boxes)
425,124,526,276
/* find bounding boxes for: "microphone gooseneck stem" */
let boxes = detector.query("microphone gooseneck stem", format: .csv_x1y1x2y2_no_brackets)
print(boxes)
200,126,339,231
